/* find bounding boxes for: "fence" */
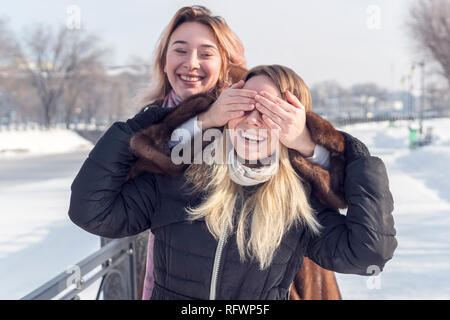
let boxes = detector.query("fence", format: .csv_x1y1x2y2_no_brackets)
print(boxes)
21,237,138,300
0,122,108,132
2,109,449,133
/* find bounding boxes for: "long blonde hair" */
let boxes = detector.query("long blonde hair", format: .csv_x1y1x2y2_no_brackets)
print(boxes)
136,6,246,107
184,65,321,270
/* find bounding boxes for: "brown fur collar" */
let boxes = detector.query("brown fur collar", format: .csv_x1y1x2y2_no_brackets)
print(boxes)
129,93,347,210
129,94,215,178
289,112,347,209
289,257,342,300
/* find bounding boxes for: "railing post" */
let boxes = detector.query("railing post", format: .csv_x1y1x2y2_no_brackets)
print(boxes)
100,231,148,300
128,239,138,300
21,237,138,300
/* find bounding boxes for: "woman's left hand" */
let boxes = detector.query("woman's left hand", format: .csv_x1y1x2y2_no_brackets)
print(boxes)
255,90,316,157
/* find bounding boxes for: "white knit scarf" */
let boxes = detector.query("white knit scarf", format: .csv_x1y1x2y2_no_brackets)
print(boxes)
227,134,279,186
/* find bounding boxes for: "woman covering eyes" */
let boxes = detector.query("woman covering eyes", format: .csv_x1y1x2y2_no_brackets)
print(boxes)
68,6,397,300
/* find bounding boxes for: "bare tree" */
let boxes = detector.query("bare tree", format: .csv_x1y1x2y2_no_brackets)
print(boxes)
0,18,30,123
351,82,388,116
0,18,19,68
310,80,352,116
63,63,108,127
407,0,450,86
16,24,109,127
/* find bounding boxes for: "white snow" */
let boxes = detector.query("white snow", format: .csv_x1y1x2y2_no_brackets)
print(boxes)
0,119,449,299
0,128,99,300
0,127,93,158
334,118,450,299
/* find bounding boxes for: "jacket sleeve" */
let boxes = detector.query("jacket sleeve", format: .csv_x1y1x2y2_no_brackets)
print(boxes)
68,110,165,238
305,132,397,275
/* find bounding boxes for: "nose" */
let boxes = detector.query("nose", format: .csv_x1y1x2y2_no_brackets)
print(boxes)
184,51,200,70
245,109,263,127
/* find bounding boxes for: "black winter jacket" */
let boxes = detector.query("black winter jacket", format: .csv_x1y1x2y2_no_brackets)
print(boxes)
68,109,397,300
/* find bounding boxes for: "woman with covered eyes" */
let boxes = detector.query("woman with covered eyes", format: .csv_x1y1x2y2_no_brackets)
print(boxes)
68,6,397,300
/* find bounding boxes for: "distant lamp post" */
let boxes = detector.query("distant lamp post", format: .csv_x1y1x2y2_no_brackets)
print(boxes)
418,61,425,135
411,61,425,134
406,74,413,118
400,76,406,118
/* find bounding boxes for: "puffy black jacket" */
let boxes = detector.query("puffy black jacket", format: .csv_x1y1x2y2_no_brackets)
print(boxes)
68,109,397,300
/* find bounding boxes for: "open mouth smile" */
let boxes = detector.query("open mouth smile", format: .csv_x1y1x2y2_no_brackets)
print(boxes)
178,74,204,83
238,130,267,143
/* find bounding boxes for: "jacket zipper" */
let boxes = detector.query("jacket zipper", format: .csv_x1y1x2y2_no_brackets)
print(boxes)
209,225,229,300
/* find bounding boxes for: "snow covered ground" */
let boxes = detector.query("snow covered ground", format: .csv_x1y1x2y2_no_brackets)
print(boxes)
335,118,450,299
0,120,449,299
0,129,99,299
0,127,93,158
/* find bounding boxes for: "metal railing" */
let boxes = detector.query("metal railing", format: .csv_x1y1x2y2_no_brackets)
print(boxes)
321,109,450,128
21,237,137,300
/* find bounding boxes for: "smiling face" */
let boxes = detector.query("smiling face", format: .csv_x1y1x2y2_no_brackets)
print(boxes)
164,22,222,100
227,75,281,161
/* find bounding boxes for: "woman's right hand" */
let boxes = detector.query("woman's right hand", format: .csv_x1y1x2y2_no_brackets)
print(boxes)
197,80,257,129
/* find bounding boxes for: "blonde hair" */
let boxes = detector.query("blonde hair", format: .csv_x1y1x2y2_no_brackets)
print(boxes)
184,65,320,270
136,6,246,107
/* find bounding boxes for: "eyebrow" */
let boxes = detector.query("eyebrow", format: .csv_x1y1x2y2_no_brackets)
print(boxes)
171,40,218,49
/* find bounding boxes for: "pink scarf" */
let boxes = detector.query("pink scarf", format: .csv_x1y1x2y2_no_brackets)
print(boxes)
162,89,183,109
141,89,182,300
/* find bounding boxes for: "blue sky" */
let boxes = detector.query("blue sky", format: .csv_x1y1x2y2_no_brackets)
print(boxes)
1,0,417,90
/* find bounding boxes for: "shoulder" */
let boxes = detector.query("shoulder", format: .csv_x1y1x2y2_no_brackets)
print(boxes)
128,103,171,133
338,130,371,162
139,99,164,113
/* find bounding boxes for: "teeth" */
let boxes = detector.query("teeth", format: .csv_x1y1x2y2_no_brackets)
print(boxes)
241,131,266,142
180,75,202,82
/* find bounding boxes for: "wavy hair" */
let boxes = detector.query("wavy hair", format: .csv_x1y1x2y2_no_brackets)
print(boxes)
184,65,321,270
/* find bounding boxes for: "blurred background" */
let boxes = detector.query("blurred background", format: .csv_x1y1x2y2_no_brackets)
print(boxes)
0,0,449,300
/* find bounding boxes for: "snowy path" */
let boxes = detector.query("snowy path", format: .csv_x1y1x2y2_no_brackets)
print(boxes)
0,151,101,299
335,119,450,299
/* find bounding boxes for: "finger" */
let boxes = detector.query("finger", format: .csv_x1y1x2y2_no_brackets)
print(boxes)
259,91,294,113
227,110,245,119
228,89,257,99
230,80,245,89
227,104,255,112
254,94,290,120
225,96,256,105
261,114,281,131
255,103,283,125
285,90,305,111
